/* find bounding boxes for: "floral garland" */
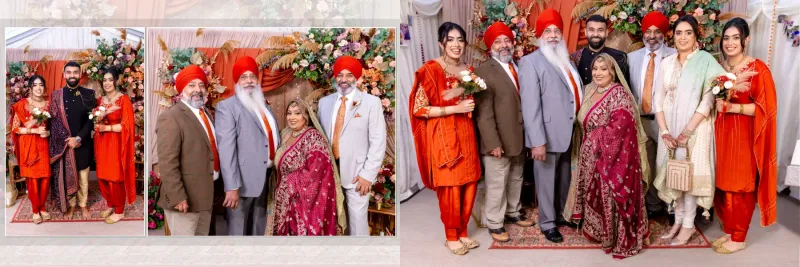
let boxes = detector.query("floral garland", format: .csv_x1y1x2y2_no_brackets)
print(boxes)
470,0,538,63
572,0,738,56
5,61,37,106
154,37,231,111
147,171,165,230
27,0,116,26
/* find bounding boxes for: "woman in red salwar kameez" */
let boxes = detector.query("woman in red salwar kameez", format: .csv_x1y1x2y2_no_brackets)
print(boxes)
93,69,136,224
712,18,778,254
565,54,650,259
410,22,482,255
11,75,52,224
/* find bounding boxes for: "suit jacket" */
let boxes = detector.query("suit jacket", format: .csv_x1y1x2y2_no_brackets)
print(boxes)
156,101,215,212
473,58,525,157
628,45,677,139
215,95,279,198
519,50,580,153
318,90,387,189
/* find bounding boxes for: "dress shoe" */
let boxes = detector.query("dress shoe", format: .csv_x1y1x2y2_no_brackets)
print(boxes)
505,215,535,227
541,228,564,243
555,219,578,228
489,227,510,242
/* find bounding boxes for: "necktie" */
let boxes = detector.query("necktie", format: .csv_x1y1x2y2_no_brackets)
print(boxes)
508,63,520,92
259,110,275,160
332,96,347,159
198,109,220,172
564,66,580,114
642,52,656,114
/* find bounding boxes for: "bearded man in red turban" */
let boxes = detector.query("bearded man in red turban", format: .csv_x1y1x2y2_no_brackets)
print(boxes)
157,64,218,235
317,55,386,236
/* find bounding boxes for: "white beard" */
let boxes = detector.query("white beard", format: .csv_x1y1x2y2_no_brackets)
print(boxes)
182,91,206,109
333,79,357,95
236,84,268,114
647,40,664,52
491,48,513,63
538,38,571,68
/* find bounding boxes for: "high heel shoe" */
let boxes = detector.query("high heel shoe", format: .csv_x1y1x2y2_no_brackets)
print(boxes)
661,222,681,240
670,227,696,246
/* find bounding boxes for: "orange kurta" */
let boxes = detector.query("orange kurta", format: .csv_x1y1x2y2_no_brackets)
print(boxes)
94,94,137,206
11,98,51,179
714,59,778,233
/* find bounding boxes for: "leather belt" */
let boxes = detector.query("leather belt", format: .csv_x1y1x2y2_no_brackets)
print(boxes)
640,114,655,120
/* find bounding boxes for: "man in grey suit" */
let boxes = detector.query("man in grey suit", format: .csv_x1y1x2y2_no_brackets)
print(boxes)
215,56,280,236
519,9,582,243
628,11,676,222
318,56,386,236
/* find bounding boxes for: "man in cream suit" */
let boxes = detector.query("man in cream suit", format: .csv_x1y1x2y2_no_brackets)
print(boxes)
519,9,582,243
318,56,387,236
216,56,280,236
628,11,676,221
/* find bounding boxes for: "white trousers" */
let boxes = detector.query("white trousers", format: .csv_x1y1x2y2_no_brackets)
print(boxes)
673,193,697,228
344,187,370,236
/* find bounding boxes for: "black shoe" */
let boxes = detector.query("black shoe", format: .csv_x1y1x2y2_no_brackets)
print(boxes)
555,219,578,229
542,228,564,243
488,227,506,234
505,215,535,227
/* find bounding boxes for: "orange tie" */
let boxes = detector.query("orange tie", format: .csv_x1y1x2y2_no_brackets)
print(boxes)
565,67,581,113
332,96,347,159
259,110,276,160
642,52,656,114
508,63,520,92
198,109,220,172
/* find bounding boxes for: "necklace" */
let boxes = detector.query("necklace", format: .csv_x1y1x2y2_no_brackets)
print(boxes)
441,56,460,72
596,84,612,94
291,130,302,138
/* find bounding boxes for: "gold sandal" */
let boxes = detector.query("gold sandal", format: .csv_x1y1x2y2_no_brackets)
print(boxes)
711,235,730,248
100,209,114,218
714,242,746,254
445,241,469,255
40,211,51,221
104,214,123,224
32,214,42,224
460,239,480,249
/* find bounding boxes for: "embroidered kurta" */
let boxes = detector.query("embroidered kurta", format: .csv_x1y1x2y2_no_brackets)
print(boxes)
94,94,137,204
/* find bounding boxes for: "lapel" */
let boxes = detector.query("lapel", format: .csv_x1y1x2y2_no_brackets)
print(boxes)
341,90,363,133
236,95,267,136
488,59,520,100
538,51,571,89
178,101,212,150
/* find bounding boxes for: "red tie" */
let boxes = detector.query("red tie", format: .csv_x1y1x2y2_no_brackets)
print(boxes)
508,63,520,92
565,67,580,113
198,109,220,172
259,110,276,160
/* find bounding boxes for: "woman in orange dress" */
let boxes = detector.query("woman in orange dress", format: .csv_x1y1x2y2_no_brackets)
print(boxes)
410,22,481,255
712,18,778,254
11,75,52,224
93,68,136,224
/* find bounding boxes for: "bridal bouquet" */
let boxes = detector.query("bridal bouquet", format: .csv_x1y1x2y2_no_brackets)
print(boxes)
445,67,488,96
711,72,737,100
30,107,51,126
89,106,107,124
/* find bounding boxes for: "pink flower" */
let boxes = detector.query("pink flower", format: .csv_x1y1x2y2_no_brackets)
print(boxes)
148,221,156,228
381,98,391,107
710,13,717,20
9,77,15,84
670,14,679,22
694,8,704,16
389,61,396,67
511,17,519,24
371,88,382,96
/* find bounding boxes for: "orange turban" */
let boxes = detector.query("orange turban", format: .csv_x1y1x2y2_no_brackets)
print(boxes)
642,11,670,34
175,65,207,95
333,56,363,80
535,9,563,38
484,21,514,48
232,56,259,83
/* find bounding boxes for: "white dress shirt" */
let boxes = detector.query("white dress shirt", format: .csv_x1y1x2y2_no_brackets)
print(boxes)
493,56,519,89
639,47,664,114
182,99,219,180
330,89,357,138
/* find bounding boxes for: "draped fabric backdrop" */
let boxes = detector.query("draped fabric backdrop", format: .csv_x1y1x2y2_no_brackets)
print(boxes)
744,0,800,199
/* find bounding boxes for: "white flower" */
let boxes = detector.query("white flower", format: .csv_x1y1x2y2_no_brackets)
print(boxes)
309,33,315,39
618,12,628,20
610,15,617,22
374,56,384,64
86,69,92,74
92,67,98,72
459,70,471,76
653,1,662,9
291,63,299,70
324,43,334,51
725,73,737,80
462,75,473,82
724,81,734,89
333,50,343,58
44,112,50,117
712,86,721,94
99,106,107,111
107,56,114,61
89,114,94,120
299,59,309,67
338,40,349,47
34,110,42,115
324,63,330,70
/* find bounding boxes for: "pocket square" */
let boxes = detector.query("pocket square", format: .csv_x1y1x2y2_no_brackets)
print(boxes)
354,113,362,118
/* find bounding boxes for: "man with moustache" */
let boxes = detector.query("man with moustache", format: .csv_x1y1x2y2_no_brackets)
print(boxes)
215,56,279,236
318,56,386,236
570,15,630,86
157,65,218,235
519,8,581,243
473,22,534,242
627,11,676,222
48,61,96,219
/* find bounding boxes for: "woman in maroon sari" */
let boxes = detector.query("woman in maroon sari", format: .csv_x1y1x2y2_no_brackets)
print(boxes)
266,100,346,236
564,53,650,259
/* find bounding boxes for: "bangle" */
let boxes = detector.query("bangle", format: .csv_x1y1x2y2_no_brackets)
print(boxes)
440,107,446,116
682,128,695,136
660,129,670,136
739,104,744,114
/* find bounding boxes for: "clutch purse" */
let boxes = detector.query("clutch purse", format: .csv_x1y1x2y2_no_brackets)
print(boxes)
666,145,693,192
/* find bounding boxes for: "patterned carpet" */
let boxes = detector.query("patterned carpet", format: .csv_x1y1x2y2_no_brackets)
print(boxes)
489,207,711,249
11,182,145,223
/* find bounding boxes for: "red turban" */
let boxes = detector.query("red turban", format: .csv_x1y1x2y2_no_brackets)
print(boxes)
232,56,259,83
333,56,363,80
484,21,514,49
175,65,207,95
642,11,670,34
535,9,563,38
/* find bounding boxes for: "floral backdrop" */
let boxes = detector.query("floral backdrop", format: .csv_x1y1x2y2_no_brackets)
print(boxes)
470,0,540,63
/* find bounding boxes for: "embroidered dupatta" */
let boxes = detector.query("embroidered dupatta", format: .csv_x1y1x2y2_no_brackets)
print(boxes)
47,89,78,212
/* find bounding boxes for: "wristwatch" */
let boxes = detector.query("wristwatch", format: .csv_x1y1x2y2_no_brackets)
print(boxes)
76,136,82,143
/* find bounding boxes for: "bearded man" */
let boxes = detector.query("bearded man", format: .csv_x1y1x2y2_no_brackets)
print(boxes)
157,65,217,236
318,56,386,236
473,22,534,243
519,8,581,243
215,56,279,236
570,15,630,86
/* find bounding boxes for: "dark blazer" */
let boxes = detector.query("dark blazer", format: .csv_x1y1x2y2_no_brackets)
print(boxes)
473,58,525,157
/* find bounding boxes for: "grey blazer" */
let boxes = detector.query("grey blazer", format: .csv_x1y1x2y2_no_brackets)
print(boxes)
318,90,386,189
519,50,581,153
215,95,279,198
628,45,676,139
